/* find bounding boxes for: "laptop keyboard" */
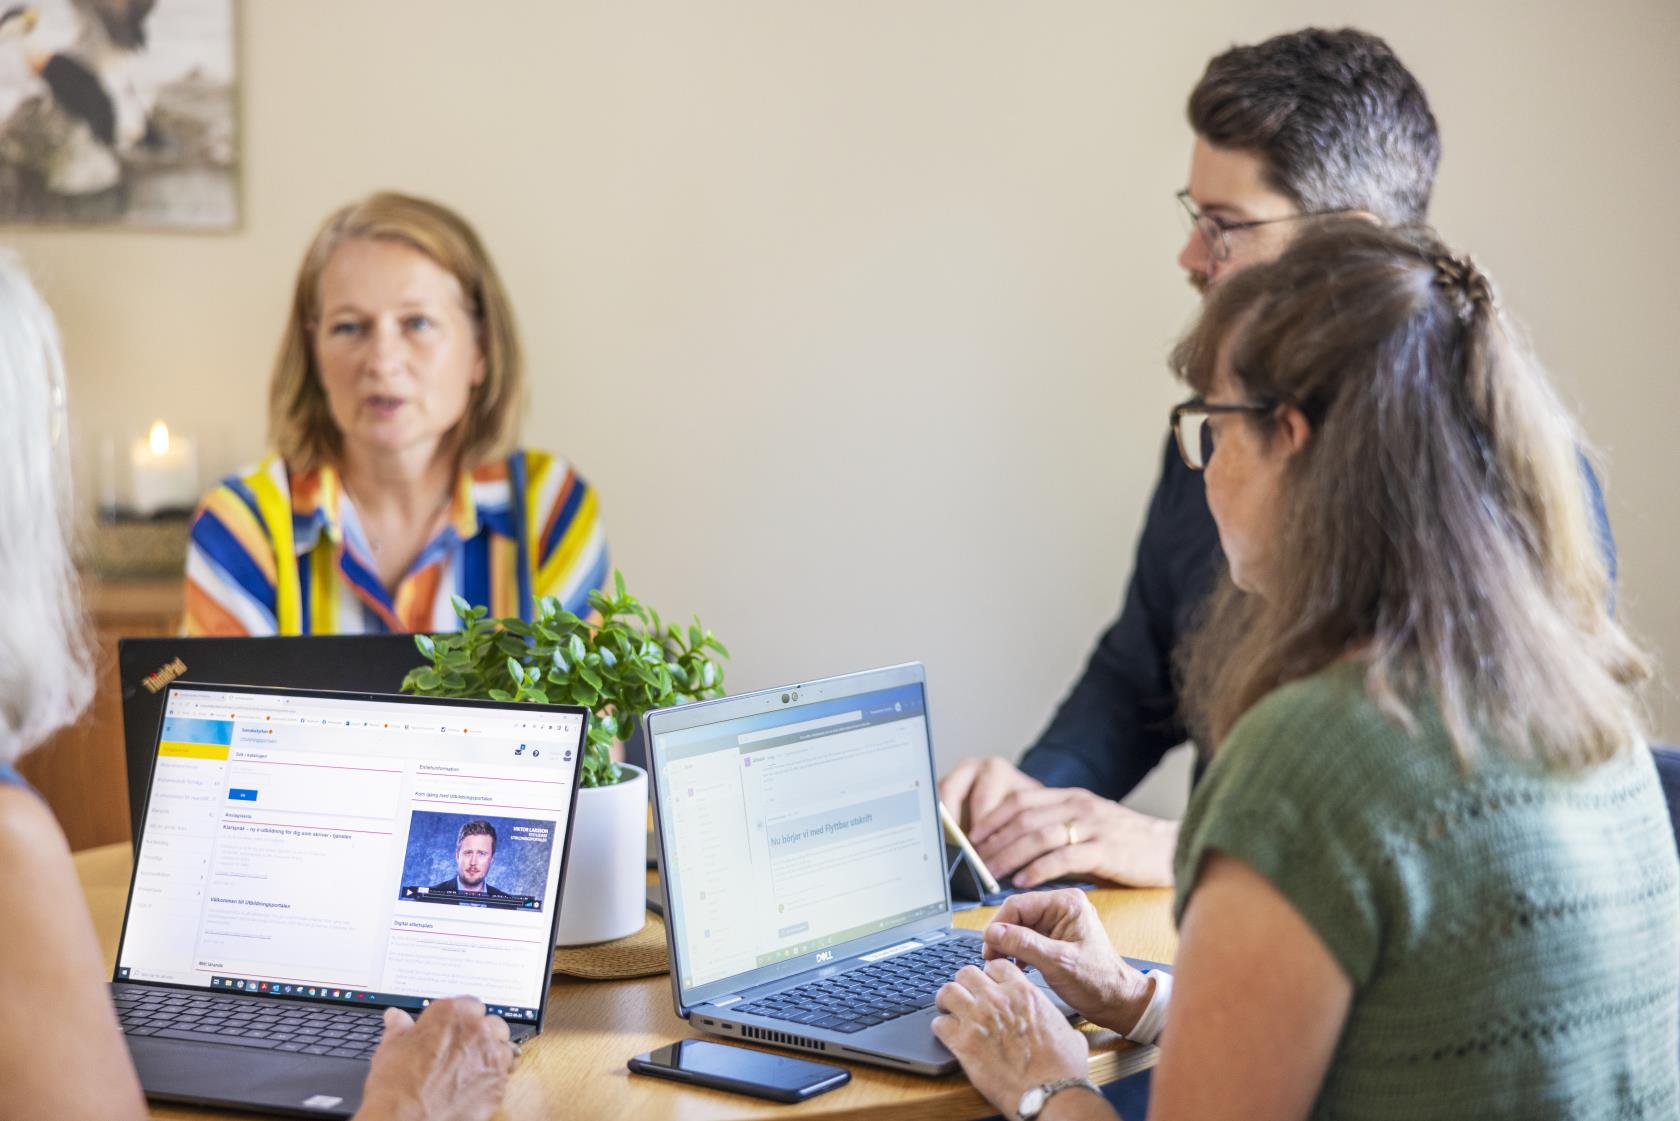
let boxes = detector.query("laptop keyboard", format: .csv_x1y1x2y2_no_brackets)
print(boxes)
113,988,386,1060
734,938,1003,1034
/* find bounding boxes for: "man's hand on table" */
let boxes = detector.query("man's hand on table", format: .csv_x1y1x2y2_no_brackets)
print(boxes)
941,757,1046,836
955,773,1178,889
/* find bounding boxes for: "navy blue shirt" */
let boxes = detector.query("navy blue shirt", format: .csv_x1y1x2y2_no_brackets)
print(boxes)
1018,434,1618,798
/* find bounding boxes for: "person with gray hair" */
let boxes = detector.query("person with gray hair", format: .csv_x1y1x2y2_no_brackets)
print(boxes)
0,254,519,1121
0,252,92,760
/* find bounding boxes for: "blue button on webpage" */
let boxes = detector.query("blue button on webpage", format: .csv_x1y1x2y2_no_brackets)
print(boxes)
228,788,257,801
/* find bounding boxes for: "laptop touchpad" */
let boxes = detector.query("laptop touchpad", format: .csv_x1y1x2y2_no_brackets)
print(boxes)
130,1038,367,1118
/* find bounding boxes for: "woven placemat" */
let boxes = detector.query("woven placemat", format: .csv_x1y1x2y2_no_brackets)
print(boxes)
551,910,670,980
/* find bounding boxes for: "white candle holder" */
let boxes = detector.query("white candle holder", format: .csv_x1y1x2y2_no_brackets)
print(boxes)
85,421,199,579
124,420,199,518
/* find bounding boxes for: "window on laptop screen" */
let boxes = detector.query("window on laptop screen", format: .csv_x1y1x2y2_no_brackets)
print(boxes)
115,686,583,1024
652,682,947,1004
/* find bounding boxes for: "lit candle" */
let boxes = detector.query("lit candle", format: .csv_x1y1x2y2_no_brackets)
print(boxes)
129,420,198,517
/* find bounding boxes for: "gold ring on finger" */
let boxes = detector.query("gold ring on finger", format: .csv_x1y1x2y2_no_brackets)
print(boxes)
1064,821,1079,847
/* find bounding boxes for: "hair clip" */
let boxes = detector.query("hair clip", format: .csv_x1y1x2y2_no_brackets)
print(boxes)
1431,251,1496,320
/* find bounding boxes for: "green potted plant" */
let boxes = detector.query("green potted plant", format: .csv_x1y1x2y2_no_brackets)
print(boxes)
402,570,727,945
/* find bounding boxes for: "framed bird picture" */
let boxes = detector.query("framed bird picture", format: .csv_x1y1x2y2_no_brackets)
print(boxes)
0,0,237,228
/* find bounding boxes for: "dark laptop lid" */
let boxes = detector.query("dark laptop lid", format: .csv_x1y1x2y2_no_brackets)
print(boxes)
119,636,425,846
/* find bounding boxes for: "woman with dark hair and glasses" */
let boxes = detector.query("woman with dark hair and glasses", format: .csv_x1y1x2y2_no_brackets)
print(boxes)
928,220,1677,1120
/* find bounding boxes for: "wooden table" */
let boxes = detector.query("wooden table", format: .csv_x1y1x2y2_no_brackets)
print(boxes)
76,844,1176,1120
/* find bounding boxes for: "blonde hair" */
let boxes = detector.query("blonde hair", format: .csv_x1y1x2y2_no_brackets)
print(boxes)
268,192,525,473
1175,220,1649,770
0,254,94,764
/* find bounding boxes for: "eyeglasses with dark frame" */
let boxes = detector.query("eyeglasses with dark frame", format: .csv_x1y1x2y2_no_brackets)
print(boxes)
1170,397,1277,470
1175,189,1353,263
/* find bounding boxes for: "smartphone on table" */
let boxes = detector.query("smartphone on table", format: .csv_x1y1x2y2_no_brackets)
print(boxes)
628,1038,851,1102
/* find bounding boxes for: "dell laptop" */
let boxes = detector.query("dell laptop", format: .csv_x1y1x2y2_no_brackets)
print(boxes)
112,682,587,1117
644,662,1075,1075
118,636,428,846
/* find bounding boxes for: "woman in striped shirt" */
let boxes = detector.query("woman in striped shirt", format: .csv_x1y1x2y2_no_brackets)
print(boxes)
185,192,608,636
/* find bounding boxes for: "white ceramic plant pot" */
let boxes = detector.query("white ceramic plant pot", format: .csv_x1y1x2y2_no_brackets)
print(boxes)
554,763,648,946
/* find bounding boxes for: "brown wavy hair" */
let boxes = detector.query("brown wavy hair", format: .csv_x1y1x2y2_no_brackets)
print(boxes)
267,192,525,474
1174,219,1649,769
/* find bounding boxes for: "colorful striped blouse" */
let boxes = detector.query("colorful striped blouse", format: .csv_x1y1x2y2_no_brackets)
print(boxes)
184,449,608,636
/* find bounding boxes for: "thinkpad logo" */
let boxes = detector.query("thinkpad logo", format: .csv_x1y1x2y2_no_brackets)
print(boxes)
141,657,188,694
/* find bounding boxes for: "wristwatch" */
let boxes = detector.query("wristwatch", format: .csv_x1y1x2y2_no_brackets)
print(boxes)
1017,1076,1102,1120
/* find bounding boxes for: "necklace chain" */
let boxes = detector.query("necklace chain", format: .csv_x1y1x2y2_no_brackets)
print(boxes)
351,487,453,557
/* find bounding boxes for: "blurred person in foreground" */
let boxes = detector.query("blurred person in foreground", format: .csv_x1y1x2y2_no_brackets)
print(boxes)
0,253,518,1121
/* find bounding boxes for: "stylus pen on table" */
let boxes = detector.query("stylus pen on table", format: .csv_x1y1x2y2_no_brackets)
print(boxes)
937,800,1001,895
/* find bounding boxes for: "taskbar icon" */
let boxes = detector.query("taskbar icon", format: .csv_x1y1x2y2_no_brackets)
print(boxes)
207,976,396,1007
210,976,374,1000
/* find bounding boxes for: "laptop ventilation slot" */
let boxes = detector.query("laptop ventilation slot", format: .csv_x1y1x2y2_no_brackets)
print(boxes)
739,1025,828,1051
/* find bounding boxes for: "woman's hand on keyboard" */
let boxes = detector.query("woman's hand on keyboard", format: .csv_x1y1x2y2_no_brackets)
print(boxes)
981,888,1150,1034
932,959,1094,1121
355,997,514,1121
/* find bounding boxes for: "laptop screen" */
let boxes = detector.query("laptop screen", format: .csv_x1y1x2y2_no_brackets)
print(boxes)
114,685,586,1027
649,669,948,1008
118,635,425,846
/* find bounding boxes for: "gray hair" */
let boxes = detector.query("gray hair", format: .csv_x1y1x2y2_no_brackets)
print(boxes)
1188,28,1441,225
0,254,93,764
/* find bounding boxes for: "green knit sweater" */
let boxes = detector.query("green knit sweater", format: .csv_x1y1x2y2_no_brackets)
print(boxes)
1173,664,1679,1119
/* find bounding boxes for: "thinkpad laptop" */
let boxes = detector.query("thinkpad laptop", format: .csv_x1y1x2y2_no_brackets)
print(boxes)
644,662,1075,1075
112,682,587,1117
119,636,426,846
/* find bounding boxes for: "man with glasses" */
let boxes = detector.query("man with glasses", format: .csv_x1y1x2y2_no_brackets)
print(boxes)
940,27,1615,890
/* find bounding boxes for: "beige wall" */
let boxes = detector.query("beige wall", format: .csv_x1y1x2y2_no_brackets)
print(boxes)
11,1,1677,818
